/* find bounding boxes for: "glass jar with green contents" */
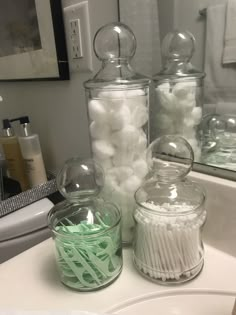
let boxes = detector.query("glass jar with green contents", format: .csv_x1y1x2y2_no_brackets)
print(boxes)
48,158,122,291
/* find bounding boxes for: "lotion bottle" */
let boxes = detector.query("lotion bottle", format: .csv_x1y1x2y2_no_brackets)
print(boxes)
1,119,29,191
17,116,47,188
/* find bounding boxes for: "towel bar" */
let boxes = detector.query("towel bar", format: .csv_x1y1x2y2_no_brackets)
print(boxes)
199,8,207,16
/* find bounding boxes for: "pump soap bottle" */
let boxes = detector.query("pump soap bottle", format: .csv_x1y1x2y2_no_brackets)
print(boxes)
17,116,47,188
1,119,29,191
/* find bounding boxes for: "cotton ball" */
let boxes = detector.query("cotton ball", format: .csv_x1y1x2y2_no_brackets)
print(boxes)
90,121,111,140
92,140,115,160
172,81,196,98
88,99,108,123
133,159,148,179
157,112,173,130
112,151,134,166
111,125,139,149
157,82,170,91
121,175,142,194
156,89,177,112
103,97,125,110
191,107,202,125
98,88,126,110
131,105,148,128
109,105,131,130
94,157,113,170
177,98,195,112
183,117,195,128
173,82,190,98
125,95,147,113
108,166,133,184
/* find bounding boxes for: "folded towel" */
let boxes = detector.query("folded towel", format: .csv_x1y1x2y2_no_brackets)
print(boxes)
204,4,236,103
223,0,236,64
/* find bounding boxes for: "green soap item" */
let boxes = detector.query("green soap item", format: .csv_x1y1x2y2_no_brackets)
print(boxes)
54,216,122,290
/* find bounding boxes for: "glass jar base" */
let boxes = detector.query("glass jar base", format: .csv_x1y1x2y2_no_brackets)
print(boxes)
59,266,123,292
133,257,204,285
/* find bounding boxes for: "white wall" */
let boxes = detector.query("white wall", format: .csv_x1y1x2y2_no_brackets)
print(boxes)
0,0,118,174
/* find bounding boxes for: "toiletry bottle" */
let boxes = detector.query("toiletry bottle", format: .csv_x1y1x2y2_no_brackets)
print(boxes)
1,119,29,191
17,116,47,188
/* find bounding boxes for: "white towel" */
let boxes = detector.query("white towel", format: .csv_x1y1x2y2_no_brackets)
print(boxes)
223,0,236,64
204,4,236,103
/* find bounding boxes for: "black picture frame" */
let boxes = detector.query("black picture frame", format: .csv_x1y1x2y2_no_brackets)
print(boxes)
0,0,69,81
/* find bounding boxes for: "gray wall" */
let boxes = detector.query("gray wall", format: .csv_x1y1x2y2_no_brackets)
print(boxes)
0,0,118,174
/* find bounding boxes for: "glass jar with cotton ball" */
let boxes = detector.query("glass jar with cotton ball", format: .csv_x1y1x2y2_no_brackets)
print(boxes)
152,30,205,162
48,158,122,291
133,135,206,285
84,22,151,245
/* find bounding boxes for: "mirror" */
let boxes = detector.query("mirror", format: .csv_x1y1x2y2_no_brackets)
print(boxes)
119,0,236,178
1,0,236,215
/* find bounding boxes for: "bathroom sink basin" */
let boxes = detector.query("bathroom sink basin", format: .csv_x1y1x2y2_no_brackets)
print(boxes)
108,290,236,315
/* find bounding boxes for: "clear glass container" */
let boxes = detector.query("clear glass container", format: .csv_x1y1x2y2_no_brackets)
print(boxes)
152,30,205,162
133,135,206,285
84,22,151,245
48,158,122,291
201,114,236,170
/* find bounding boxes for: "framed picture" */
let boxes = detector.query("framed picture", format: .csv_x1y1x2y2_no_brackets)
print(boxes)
0,0,69,81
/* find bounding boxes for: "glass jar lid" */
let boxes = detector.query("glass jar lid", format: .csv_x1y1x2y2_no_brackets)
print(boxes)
154,30,205,81
56,157,104,203
135,135,205,216
84,22,150,88
48,157,121,237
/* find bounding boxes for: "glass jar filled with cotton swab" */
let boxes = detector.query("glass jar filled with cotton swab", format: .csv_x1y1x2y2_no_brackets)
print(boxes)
48,158,122,291
84,22,151,246
133,135,206,285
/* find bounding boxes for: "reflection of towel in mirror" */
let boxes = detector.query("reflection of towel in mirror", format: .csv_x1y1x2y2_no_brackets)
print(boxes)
223,0,236,64
204,3,236,103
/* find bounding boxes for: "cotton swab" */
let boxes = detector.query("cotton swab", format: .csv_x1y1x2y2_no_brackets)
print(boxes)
133,203,206,283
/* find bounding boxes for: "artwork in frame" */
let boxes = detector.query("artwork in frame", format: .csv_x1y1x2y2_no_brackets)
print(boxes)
0,0,69,81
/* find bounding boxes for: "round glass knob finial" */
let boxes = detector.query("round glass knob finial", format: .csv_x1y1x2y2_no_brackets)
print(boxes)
147,135,194,180
56,157,104,203
161,30,195,62
93,22,136,61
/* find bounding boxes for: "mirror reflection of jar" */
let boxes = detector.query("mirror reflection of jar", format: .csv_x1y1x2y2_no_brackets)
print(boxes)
201,114,236,169
84,22,151,245
152,30,205,162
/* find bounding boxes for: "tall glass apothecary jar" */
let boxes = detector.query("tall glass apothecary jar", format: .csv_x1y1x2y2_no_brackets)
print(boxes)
84,22,151,245
152,31,205,161
133,135,207,285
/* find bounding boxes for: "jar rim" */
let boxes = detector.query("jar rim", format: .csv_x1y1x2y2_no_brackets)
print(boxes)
134,189,206,217
48,202,121,239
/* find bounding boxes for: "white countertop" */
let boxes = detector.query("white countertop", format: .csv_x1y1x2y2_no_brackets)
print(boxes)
0,239,236,311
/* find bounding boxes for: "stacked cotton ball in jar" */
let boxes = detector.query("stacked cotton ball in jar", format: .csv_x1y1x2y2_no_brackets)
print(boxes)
88,86,149,243
156,81,202,161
